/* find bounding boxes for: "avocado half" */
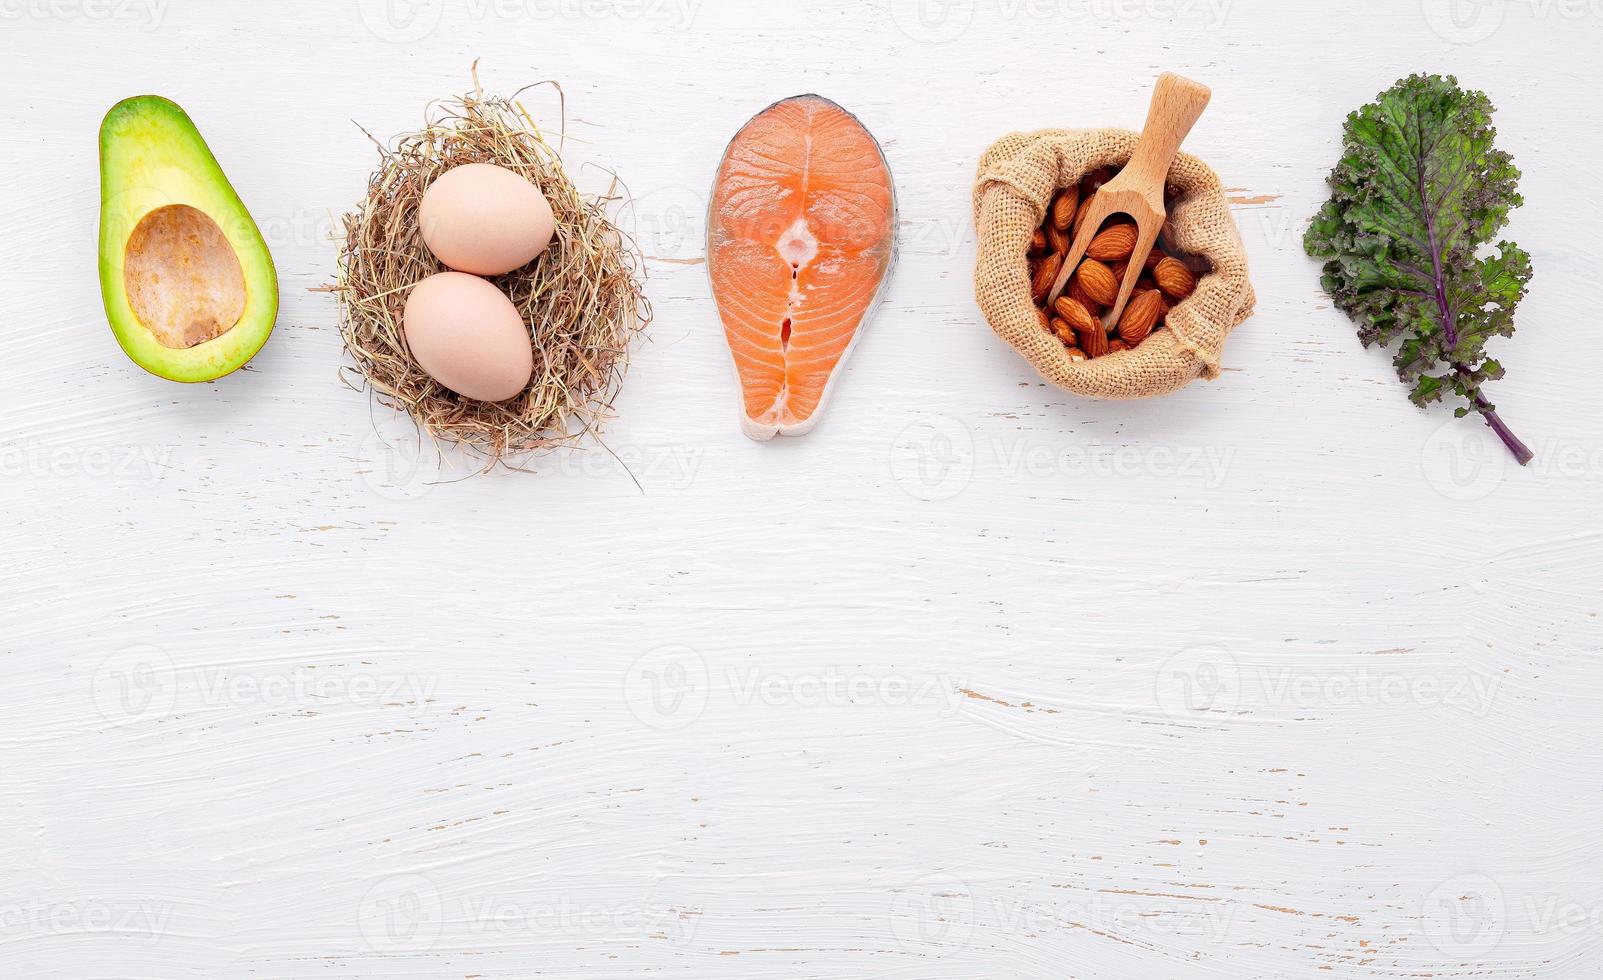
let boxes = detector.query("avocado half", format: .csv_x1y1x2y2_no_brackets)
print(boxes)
99,96,278,382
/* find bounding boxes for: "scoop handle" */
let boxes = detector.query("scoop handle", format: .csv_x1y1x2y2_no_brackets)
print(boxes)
1124,73,1212,187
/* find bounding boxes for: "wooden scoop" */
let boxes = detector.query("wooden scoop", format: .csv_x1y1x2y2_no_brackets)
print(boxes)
1046,73,1212,328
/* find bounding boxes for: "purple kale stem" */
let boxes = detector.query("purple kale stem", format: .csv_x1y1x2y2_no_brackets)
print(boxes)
1472,390,1535,467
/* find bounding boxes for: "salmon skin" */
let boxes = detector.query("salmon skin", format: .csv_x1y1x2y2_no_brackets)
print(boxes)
707,95,897,441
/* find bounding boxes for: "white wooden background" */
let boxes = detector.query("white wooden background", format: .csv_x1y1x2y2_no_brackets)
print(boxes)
5,2,1601,977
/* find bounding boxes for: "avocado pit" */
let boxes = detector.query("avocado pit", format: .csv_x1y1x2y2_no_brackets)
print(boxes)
123,204,247,350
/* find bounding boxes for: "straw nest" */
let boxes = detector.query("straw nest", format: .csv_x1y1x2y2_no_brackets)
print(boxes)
333,73,649,467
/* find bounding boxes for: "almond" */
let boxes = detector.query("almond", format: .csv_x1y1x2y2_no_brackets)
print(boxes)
1048,223,1071,255
1072,196,1096,238
1064,347,1088,362
1075,259,1119,307
1035,307,1052,333
1049,317,1078,344
1051,187,1079,232
1053,295,1099,335
1031,252,1063,304
1087,223,1138,262
1108,339,1130,353
1144,250,1164,272
1076,323,1109,359
1030,228,1048,255
1153,257,1197,301
1117,289,1164,346
1068,279,1099,313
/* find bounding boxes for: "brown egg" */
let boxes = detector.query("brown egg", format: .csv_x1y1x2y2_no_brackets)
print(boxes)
419,163,556,276
402,273,533,402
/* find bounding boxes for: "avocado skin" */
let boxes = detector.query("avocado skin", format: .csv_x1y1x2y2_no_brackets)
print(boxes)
99,96,279,383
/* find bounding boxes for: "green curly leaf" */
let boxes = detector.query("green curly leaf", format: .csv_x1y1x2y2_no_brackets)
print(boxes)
1305,74,1535,465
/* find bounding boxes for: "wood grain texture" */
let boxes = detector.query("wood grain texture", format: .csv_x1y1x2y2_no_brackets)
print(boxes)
3,2,1601,978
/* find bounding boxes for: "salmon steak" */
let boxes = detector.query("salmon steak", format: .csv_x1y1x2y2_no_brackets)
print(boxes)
708,95,897,441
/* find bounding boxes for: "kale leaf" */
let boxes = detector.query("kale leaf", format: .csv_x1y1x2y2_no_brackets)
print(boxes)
1306,74,1535,465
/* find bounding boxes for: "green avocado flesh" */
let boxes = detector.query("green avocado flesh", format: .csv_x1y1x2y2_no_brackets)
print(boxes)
99,96,278,382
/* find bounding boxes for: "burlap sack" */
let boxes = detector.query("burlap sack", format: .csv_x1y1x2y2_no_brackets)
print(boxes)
973,129,1255,398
